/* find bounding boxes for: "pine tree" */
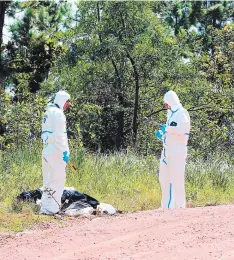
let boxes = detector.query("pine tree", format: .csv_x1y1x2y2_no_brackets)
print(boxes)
6,0,72,93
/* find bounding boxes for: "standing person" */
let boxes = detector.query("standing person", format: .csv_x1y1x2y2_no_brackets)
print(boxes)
40,90,71,215
155,90,190,209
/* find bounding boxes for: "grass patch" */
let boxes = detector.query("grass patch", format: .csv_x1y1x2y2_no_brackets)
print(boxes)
0,203,52,232
0,145,233,232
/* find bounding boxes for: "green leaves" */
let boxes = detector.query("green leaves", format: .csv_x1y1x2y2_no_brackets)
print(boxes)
0,1,233,158
0,93,47,149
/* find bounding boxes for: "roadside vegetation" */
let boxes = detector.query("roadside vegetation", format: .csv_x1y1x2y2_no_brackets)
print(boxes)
0,145,233,232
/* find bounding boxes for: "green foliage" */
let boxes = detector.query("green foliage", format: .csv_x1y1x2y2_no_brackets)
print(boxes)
0,92,47,149
190,24,234,157
3,0,72,93
1,1,233,157
155,0,234,35
48,1,200,152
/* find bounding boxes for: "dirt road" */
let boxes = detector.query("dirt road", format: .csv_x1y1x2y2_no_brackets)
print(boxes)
0,205,234,260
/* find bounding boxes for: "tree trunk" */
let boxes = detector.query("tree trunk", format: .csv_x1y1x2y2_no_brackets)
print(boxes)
126,51,139,146
0,1,6,59
97,3,125,151
96,2,102,42
0,1,7,85
111,59,125,150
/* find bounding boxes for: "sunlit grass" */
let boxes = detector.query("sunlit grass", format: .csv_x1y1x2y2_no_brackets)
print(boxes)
0,144,233,231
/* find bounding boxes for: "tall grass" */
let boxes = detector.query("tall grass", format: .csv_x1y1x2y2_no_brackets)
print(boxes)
0,143,233,231
186,158,234,206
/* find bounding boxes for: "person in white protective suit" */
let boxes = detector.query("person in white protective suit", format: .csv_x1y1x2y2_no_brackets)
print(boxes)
154,90,190,209
40,90,71,215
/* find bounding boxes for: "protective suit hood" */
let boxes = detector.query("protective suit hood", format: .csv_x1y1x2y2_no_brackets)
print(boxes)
164,90,182,111
54,91,70,110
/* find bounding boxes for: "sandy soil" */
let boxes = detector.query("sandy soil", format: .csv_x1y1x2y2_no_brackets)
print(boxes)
0,204,234,260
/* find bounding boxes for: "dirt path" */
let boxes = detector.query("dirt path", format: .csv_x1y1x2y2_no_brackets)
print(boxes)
0,205,234,260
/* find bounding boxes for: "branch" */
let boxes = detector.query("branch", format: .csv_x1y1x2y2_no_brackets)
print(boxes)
145,108,166,118
188,105,234,112
143,105,234,118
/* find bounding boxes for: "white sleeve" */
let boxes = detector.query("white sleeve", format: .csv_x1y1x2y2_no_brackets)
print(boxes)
53,110,69,154
166,110,190,136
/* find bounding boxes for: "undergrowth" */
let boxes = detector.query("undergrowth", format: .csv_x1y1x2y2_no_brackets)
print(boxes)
0,143,233,232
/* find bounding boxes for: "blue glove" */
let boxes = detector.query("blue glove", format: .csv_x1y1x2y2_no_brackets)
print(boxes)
160,124,167,134
154,130,163,140
63,151,70,163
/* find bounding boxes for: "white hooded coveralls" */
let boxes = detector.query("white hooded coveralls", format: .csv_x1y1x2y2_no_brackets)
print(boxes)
40,91,70,214
159,91,190,209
